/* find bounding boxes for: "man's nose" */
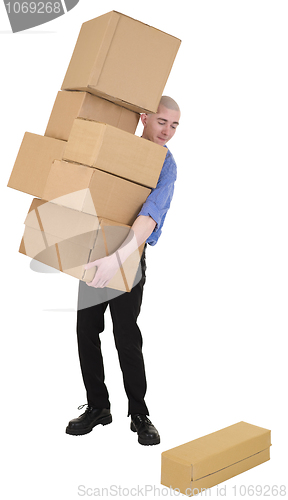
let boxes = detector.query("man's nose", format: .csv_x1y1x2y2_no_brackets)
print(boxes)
162,124,169,135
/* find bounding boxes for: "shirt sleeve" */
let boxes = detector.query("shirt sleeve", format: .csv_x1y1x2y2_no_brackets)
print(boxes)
137,148,177,244
138,173,175,229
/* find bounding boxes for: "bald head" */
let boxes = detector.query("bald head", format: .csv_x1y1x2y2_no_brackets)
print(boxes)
159,96,180,113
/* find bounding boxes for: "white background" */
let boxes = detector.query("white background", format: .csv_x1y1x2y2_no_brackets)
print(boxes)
1,1,287,498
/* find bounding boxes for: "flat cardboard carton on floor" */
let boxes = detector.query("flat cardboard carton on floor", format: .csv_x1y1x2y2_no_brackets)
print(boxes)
42,160,151,226
7,132,66,198
63,118,167,189
19,198,144,292
161,422,271,496
45,91,140,141
61,10,181,113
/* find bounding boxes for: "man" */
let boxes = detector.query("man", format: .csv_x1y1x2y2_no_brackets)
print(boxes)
66,96,180,445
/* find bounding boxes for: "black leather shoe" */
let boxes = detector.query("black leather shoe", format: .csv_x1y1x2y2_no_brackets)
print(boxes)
130,414,160,445
66,405,112,435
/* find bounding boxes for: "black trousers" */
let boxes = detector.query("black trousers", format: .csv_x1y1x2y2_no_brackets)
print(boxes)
76,247,149,416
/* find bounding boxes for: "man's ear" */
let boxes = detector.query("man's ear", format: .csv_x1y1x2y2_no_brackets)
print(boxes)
140,113,148,126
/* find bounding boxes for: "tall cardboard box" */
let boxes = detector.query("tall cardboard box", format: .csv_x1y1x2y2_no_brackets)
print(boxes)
61,11,181,113
19,199,144,292
42,160,151,225
7,132,66,197
45,91,140,141
161,422,271,496
63,118,167,188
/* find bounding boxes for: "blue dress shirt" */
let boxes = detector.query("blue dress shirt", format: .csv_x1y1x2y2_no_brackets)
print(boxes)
137,146,177,246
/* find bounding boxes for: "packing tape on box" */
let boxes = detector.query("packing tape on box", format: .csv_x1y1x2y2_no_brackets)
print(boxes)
54,243,63,272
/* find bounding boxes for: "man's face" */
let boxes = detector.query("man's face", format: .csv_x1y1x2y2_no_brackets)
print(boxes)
141,104,180,146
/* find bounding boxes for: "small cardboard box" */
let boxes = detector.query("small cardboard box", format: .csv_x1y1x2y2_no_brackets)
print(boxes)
45,90,140,141
42,160,151,226
61,10,181,113
63,118,167,188
7,132,66,197
161,422,271,496
19,199,144,292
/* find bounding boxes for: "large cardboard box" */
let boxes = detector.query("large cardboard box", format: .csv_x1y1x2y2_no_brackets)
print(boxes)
63,118,167,188
19,199,144,292
7,132,66,197
42,160,151,226
61,11,181,113
161,422,271,496
45,91,140,141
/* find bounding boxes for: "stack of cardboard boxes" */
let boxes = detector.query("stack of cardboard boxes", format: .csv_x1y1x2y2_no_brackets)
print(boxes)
7,11,181,292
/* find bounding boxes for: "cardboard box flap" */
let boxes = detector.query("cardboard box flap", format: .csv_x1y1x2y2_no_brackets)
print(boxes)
162,422,271,482
63,11,111,91
90,11,120,86
24,199,101,247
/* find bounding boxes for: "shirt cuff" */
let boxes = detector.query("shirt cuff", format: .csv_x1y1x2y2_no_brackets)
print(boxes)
138,200,162,229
